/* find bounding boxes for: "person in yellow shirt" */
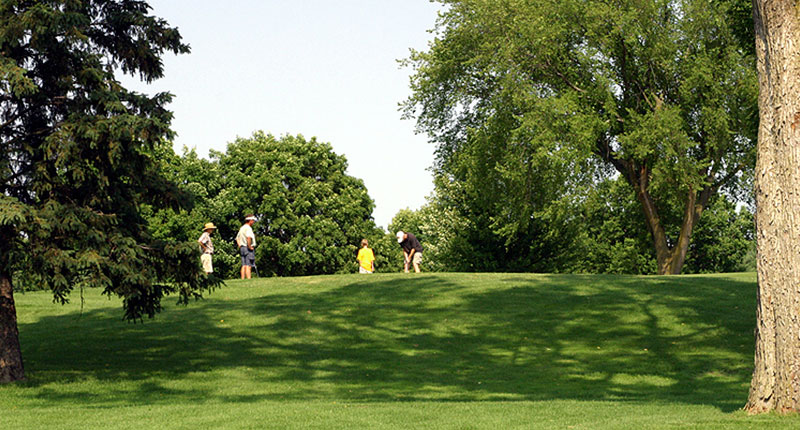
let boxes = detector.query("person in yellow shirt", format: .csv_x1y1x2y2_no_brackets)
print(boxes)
356,239,375,274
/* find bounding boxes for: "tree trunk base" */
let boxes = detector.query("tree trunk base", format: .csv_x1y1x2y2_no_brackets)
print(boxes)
0,273,25,383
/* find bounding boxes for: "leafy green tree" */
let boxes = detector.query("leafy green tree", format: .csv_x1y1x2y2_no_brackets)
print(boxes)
403,0,757,275
142,146,240,278
683,197,754,274
404,190,465,273
389,189,482,273
0,1,221,383
575,177,754,275
576,177,657,275
145,137,390,278
388,207,428,249
387,207,428,271
392,170,586,273
365,228,404,273
212,132,377,277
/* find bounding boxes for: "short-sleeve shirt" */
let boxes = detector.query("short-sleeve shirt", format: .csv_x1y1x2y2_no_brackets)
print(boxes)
400,233,423,253
236,223,256,248
357,247,375,271
198,231,214,254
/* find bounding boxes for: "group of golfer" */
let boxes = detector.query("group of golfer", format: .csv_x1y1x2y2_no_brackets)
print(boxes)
196,215,423,278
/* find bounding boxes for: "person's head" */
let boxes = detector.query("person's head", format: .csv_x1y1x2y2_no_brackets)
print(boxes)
203,222,217,233
360,239,369,248
396,231,406,243
244,214,256,225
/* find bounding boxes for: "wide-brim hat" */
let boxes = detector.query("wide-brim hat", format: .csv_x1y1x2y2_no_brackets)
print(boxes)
203,222,217,231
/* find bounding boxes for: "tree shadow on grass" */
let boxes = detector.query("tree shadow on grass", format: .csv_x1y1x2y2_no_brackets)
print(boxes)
14,273,755,411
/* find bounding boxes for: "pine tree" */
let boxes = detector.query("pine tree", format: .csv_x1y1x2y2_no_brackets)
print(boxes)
0,0,221,383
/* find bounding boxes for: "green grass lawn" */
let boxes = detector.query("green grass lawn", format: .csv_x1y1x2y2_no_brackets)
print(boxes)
3,272,798,429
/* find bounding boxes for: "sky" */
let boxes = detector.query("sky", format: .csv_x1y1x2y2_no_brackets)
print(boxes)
122,1,442,229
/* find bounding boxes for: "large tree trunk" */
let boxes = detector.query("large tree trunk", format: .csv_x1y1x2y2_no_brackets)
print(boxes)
0,270,25,383
627,163,710,275
746,0,800,414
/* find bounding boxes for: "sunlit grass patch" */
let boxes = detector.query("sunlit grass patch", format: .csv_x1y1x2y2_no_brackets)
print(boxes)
4,272,798,429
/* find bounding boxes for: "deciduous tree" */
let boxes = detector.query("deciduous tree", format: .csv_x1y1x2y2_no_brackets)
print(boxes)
214,132,377,276
403,0,758,274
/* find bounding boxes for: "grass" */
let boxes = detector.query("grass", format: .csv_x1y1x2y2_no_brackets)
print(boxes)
2,272,799,429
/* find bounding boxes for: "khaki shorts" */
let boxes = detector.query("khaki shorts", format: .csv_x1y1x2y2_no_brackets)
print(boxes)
411,252,422,265
201,253,213,273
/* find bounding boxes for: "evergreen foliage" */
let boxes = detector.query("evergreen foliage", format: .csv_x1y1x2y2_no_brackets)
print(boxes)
0,0,221,382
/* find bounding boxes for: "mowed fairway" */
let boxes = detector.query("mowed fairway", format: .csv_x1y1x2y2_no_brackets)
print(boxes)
3,273,798,429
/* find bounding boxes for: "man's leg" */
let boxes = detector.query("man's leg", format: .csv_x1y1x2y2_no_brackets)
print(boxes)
240,247,248,279
245,249,254,279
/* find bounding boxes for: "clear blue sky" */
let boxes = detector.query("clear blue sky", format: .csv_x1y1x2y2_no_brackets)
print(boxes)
123,0,441,229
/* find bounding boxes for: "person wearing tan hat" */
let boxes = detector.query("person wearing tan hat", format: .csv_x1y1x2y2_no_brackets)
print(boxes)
197,222,217,274
236,215,257,279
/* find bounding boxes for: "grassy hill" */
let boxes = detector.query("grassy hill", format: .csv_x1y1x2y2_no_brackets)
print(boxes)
3,272,798,429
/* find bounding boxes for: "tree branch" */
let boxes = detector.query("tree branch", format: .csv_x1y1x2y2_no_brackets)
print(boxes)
543,58,587,93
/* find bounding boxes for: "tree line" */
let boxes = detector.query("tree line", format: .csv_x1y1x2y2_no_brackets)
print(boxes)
402,178,754,274
144,132,404,279
148,135,754,279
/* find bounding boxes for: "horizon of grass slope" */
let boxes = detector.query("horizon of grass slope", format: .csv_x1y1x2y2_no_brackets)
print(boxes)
3,272,799,429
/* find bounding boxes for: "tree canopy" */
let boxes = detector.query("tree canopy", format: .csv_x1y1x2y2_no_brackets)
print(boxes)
403,0,758,274
145,132,390,278
0,0,220,383
220,132,380,276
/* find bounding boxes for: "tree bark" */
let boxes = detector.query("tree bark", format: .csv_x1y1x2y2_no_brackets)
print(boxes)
625,162,710,275
746,0,800,414
0,270,25,383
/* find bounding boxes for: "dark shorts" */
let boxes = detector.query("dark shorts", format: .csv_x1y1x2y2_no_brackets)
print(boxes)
240,246,255,267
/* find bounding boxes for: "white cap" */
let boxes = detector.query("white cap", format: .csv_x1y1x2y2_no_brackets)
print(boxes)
396,231,405,243
245,216,256,221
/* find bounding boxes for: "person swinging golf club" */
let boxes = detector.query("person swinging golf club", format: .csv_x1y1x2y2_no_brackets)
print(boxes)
397,230,423,273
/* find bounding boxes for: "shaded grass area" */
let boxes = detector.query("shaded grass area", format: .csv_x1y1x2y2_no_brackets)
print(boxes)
3,272,798,428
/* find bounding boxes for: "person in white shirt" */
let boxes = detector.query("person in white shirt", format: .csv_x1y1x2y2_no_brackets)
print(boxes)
236,215,257,279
